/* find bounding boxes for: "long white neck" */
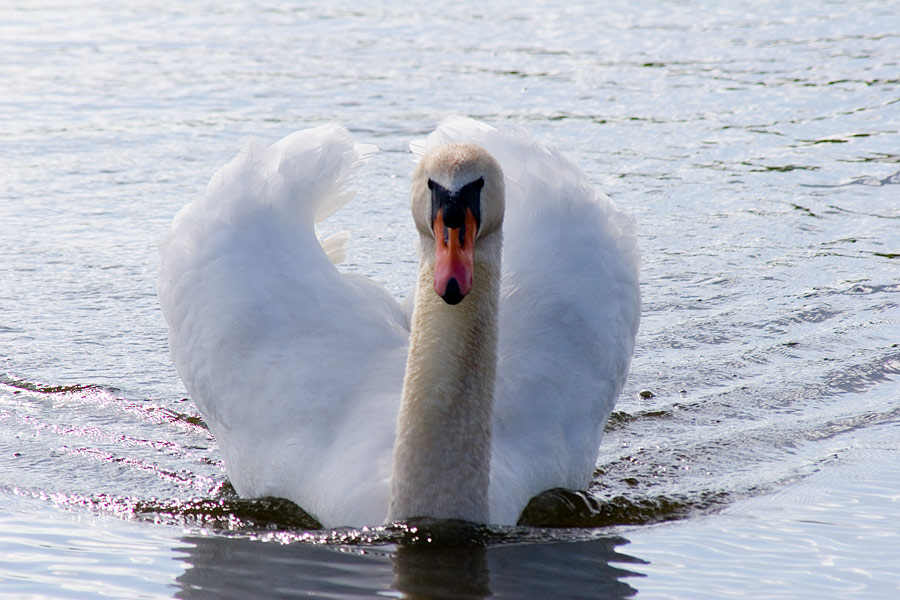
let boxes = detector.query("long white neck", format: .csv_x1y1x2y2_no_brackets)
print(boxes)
388,235,502,524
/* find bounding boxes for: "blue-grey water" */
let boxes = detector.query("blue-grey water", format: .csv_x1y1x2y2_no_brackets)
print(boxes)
2,1,899,598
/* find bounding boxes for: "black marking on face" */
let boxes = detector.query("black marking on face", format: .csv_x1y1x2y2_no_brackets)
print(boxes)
429,177,484,231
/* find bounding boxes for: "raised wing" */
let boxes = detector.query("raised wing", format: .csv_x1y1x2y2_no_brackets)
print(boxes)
412,117,641,522
158,125,409,526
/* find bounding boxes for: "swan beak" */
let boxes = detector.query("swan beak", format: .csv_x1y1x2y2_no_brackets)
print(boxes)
433,208,478,305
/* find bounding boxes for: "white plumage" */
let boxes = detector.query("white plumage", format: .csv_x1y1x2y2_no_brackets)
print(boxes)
158,117,641,528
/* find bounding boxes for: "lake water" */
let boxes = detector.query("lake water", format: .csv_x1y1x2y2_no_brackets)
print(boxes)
2,1,899,598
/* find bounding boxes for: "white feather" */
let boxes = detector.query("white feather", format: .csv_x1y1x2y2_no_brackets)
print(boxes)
319,230,350,265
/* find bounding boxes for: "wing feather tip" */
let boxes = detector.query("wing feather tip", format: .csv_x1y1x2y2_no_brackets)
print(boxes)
320,230,351,265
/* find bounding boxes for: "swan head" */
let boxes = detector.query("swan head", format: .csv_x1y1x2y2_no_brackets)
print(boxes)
411,143,505,305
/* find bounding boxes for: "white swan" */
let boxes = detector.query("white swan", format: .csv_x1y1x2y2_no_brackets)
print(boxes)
158,117,641,528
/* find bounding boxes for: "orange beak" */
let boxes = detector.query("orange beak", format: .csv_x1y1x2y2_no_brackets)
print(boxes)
433,208,478,305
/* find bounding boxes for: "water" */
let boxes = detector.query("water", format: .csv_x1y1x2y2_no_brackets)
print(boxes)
2,1,899,597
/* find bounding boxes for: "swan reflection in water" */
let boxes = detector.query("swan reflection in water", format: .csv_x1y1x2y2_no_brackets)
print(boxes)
173,529,643,599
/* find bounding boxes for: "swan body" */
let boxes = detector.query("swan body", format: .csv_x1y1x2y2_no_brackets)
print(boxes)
158,117,641,527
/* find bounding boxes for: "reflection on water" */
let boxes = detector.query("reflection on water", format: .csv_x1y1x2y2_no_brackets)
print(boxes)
393,545,491,600
174,536,391,599
175,532,642,599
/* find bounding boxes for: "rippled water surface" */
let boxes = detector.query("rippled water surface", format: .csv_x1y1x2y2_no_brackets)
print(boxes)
2,1,899,598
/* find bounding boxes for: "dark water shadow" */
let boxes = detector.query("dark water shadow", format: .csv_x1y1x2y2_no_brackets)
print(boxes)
173,531,643,599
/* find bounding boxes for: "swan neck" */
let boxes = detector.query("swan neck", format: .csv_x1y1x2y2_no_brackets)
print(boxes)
388,240,501,523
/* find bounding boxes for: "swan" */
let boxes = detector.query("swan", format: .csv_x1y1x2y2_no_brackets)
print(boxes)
158,117,641,528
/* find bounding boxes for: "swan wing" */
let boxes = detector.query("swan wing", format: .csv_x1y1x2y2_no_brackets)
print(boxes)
412,117,641,523
158,125,408,527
